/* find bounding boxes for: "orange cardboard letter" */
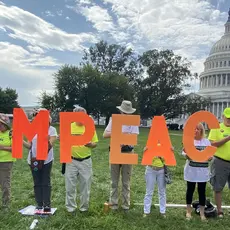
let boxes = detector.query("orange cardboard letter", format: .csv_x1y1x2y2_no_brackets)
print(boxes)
59,112,95,163
142,116,176,166
12,108,49,160
183,111,219,162
109,114,139,164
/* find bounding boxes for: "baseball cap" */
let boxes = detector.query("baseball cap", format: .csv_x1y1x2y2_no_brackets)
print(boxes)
223,108,230,118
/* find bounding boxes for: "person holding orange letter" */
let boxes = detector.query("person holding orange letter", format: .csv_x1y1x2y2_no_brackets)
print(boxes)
0,114,14,210
65,105,98,214
182,123,211,221
208,108,230,218
103,100,139,212
142,145,174,218
23,108,57,213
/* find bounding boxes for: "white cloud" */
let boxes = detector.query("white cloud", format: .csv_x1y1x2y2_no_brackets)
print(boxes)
0,42,58,105
65,16,71,20
78,0,93,5
56,10,63,16
99,0,228,75
27,45,45,54
75,5,115,32
0,42,61,68
44,10,55,17
0,4,97,52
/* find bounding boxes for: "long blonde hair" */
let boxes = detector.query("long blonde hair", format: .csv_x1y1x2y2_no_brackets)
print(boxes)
196,122,206,138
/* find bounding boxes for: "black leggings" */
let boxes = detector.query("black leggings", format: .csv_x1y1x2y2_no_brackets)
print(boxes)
31,161,52,207
186,181,206,206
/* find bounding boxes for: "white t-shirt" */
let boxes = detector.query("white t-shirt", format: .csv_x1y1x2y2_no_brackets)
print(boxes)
105,117,139,135
27,126,58,165
182,138,211,183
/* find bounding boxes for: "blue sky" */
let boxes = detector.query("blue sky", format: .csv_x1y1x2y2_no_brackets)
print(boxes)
0,0,229,106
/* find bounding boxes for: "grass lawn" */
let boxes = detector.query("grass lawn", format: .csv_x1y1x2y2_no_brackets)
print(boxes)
1,126,230,230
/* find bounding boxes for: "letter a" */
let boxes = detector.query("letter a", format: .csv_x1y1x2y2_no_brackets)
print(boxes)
142,116,176,166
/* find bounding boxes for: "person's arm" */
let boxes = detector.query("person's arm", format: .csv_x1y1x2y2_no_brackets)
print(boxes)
23,140,32,149
49,136,57,146
210,136,230,147
103,131,111,138
48,127,58,150
182,147,191,160
85,131,98,148
103,119,112,138
85,142,97,148
0,145,12,152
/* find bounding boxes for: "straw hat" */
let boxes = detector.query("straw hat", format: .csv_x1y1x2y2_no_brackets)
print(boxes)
0,113,11,129
116,100,136,114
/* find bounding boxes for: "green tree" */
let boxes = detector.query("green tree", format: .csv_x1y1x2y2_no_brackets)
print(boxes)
40,64,135,125
183,93,212,115
97,72,135,124
82,40,142,84
138,49,193,119
0,87,20,113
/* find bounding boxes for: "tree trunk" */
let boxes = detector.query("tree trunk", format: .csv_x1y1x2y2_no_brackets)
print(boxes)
105,115,110,126
97,113,100,126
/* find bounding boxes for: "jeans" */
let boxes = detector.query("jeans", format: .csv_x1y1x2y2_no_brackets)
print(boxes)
30,161,52,207
143,166,166,214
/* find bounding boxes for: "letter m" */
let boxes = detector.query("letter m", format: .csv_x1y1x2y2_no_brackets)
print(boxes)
12,108,49,160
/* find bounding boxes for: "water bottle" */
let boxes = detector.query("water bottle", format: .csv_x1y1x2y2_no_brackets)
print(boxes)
29,219,38,229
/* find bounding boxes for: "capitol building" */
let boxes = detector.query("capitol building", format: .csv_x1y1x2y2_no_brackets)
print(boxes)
198,9,230,121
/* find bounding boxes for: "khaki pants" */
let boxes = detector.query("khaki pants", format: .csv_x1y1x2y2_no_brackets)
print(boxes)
110,164,132,210
0,162,13,207
65,158,92,212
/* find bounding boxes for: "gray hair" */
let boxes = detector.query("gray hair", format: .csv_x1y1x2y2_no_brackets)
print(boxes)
73,105,87,113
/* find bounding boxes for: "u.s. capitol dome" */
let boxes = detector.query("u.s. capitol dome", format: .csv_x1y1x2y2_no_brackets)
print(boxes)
198,8,230,120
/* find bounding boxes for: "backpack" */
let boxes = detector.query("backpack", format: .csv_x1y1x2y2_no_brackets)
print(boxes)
192,199,217,218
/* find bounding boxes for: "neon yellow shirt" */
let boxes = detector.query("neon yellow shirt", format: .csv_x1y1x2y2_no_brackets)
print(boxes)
0,130,16,162
208,123,230,161
71,123,98,159
152,157,164,167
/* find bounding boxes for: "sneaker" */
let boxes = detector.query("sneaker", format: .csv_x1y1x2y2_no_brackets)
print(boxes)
35,206,43,215
143,213,149,218
43,206,51,213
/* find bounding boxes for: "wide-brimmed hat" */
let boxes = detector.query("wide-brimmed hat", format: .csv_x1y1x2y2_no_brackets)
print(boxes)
0,113,11,129
116,100,136,114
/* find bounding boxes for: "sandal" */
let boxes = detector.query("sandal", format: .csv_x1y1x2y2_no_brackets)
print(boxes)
200,215,207,221
186,213,192,220
218,211,224,218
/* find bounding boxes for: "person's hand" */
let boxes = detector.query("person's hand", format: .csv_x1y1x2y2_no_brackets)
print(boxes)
143,146,148,152
171,146,174,151
208,157,213,161
85,142,92,148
